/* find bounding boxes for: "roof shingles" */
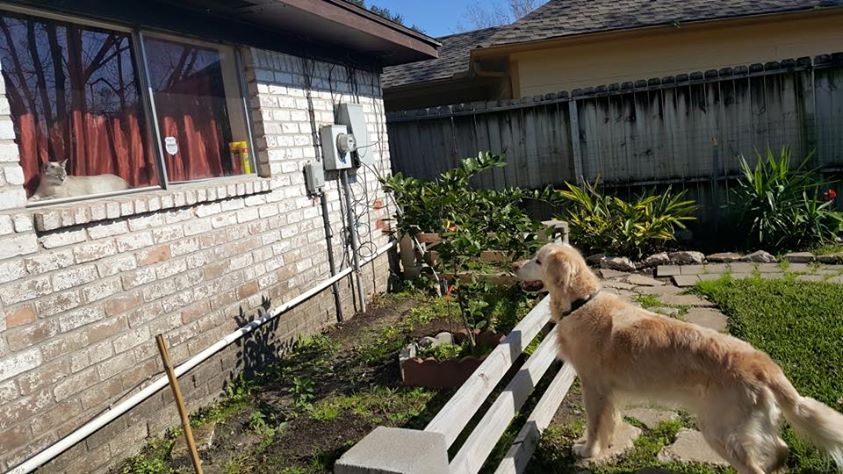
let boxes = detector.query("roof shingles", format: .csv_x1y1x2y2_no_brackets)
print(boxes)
487,0,843,46
382,26,499,88
383,0,843,89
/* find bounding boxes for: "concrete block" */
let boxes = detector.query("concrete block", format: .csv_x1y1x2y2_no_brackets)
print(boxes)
656,265,681,277
335,427,449,474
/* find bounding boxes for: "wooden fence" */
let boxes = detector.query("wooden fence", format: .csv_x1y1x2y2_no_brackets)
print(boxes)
386,53,843,230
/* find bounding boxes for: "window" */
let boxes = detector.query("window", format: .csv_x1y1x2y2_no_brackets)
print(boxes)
0,9,255,204
143,36,252,182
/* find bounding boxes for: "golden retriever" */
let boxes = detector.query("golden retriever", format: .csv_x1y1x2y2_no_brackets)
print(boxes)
513,242,843,474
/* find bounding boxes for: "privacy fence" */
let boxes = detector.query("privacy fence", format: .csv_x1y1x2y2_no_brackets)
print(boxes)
386,53,843,231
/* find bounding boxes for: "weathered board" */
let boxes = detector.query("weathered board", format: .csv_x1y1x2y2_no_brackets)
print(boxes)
386,54,843,228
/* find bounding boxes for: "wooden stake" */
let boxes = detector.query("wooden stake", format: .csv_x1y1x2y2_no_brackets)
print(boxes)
156,335,204,474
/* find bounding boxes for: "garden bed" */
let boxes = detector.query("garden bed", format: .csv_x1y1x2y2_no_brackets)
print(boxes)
114,292,450,474
113,285,537,474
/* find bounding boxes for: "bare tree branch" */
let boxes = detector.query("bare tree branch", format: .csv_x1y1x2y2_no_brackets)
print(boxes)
459,0,539,30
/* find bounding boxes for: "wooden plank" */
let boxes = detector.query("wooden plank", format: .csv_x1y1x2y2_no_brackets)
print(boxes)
424,296,552,447
494,363,577,474
568,101,584,183
449,325,560,474
660,87,678,179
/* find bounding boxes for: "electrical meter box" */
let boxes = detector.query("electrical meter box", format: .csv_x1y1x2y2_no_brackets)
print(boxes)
304,161,325,194
320,124,353,171
337,103,372,166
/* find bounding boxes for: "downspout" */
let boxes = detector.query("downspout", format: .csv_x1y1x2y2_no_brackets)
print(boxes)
6,241,394,474
320,190,344,322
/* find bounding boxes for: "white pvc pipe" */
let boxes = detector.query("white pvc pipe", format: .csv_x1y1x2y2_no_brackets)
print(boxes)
7,241,395,474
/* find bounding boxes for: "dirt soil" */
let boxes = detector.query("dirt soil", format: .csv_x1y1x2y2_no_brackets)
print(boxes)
118,293,455,474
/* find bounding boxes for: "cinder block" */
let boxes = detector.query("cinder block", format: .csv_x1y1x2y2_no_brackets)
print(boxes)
335,427,449,474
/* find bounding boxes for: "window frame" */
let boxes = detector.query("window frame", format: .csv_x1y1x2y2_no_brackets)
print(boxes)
0,2,259,208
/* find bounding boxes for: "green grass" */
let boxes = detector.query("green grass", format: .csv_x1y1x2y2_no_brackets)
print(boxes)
634,293,690,319
695,277,843,472
308,386,434,425
634,293,663,309
528,419,731,474
813,243,843,256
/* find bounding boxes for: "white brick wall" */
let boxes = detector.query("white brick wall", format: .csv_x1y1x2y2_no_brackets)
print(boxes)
0,46,395,472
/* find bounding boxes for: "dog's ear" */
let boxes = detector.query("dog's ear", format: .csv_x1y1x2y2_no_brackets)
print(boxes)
546,250,576,292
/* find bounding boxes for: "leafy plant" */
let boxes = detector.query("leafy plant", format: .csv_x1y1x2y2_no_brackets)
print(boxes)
559,179,697,258
382,152,553,343
290,376,315,410
381,151,558,260
732,147,843,251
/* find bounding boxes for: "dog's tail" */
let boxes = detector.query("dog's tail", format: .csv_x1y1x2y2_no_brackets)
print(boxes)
769,373,843,470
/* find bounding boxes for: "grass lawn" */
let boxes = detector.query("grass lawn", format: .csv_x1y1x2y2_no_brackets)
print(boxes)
695,276,843,473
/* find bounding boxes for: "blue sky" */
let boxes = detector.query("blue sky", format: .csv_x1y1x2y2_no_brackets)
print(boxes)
369,0,508,37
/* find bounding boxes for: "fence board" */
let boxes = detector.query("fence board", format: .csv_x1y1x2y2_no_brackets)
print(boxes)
386,55,843,226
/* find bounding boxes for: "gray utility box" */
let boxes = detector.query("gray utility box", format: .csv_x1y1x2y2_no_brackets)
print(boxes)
320,124,353,171
337,103,373,166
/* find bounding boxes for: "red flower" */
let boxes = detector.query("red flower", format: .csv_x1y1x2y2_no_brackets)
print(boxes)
824,189,838,201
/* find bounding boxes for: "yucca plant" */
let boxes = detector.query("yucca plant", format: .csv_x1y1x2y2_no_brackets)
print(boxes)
732,147,842,251
560,179,697,258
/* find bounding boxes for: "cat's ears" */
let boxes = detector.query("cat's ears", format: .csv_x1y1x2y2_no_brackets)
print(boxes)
58,159,68,168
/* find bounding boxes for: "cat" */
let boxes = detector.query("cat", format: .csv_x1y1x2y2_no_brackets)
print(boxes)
29,159,130,202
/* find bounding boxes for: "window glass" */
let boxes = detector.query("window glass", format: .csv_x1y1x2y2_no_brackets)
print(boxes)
0,12,157,201
143,36,253,182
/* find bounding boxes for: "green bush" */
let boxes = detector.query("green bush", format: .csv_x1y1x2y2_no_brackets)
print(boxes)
732,147,843,251
382,152,552,344
559,179,697,258
381,151,557,259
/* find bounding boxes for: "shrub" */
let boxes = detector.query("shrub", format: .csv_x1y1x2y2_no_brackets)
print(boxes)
559,179,697,258
732,147,843,251
382,152,553,344
381,151,557,259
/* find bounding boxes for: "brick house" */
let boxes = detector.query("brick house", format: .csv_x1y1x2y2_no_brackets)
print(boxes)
0,1,437,472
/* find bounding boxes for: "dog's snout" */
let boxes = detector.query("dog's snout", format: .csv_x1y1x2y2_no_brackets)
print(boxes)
512,261,524,272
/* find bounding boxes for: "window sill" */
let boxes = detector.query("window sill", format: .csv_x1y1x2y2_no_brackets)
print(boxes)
32,176,272,232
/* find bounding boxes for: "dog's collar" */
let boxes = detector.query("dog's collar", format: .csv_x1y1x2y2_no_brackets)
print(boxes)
561,290,601,317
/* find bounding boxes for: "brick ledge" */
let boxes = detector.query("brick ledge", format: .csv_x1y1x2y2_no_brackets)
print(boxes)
30,177,272,232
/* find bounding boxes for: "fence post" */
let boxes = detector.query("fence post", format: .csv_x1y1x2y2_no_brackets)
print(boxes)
567,100,585,183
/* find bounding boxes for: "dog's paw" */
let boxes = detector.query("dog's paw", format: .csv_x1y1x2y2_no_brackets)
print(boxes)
572,441,600,459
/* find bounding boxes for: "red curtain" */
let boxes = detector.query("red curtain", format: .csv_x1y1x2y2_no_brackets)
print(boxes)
153,66,237,182
0,14,158,198
15,110,158,197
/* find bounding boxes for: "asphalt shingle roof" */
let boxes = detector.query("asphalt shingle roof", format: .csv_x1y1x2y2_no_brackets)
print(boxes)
488,0,843,46
382,0,843,89
382,26,499,88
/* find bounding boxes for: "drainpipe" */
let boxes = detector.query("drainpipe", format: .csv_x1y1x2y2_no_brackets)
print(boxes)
340,169,366,313
7,242,394,474
320,190,344,322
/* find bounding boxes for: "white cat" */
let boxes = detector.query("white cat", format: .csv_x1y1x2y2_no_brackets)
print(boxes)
29,160,130,202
